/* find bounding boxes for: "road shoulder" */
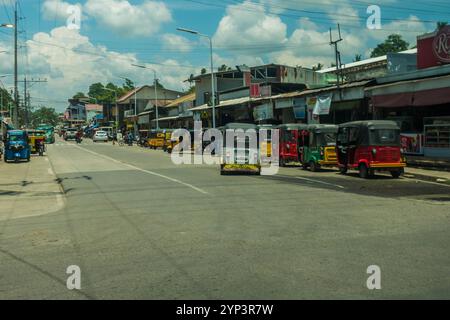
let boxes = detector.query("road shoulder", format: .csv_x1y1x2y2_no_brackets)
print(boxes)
0,154,65,221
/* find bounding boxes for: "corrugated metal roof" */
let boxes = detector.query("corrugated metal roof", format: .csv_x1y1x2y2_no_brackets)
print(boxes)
318,49,417,73
164,93,195,108
152,116,180,122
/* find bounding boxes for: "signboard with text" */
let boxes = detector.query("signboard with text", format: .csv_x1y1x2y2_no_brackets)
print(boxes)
417,26,450,69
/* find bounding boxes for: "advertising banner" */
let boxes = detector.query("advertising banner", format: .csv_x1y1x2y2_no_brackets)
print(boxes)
293,98,306,119
313,94,332,116
253,103,273,121
401,133,424,155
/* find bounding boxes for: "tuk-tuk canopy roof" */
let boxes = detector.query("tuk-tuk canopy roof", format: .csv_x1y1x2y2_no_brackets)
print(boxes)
8,130,26,135
339,120,400,130
276,124,309,131
308,124,339,133
221,123,258,130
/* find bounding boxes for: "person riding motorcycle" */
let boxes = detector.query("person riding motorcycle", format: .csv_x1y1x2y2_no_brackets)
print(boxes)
75,130,82,144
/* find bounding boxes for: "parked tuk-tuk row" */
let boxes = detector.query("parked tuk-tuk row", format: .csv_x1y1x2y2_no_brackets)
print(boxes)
1,128,49,163
129,120,406,179
277,120,406,178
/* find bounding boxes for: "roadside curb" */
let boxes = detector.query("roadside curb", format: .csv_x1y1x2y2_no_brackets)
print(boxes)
403,172,450,185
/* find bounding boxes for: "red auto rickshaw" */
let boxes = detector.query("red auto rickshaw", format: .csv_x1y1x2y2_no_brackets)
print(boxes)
336,120,406,179
277,124,309,167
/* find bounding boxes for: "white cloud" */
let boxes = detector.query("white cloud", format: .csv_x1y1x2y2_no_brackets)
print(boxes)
162,34,193,53
366,15,432,47
84,0,172,37
213,1,288,51
20,27,193,111
42,0,82,21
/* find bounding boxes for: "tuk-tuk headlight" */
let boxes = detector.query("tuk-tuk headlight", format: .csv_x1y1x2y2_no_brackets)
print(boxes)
372,148,377,156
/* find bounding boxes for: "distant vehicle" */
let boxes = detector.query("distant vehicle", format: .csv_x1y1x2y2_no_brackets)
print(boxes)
93,130,109,143
336,121,406,179
64,128,78,141
4,130,31,163
99,127,114,140
299,124,339,172
220,123,261,175
36,124,55,144
27,130,46,156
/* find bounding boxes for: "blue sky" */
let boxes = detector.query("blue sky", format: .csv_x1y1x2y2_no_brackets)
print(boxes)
0,0,447,111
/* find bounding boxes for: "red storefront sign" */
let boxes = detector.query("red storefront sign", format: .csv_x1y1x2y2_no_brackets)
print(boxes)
417,26,450,69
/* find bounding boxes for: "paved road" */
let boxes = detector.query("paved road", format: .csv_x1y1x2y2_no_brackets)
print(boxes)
1,138,449,299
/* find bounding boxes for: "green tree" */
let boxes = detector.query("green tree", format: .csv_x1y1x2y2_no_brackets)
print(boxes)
30,107,60,127
437,21,448,30
72,92,86,99
186,86,195,94
218,64,232,72
312,63,323,71
370,34,409,58
201,68,207,75
0,87,14,111
122,78,135,91
353,54,362,62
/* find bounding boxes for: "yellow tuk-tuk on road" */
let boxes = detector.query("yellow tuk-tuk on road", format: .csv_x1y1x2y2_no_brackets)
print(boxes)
27,130,46,156
148,130,166,149
163,130,183,154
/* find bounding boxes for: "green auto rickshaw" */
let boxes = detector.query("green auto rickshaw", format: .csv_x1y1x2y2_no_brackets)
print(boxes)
299,124,339,172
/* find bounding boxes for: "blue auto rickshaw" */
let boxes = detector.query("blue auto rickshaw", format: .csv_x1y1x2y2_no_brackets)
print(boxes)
4,130,31,163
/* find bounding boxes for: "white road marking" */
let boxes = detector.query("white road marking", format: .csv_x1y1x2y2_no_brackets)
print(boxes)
73,145,209,195
402,176,450,188
295,176,345,189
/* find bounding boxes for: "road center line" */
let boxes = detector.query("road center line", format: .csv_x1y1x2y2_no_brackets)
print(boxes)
73,144,209,195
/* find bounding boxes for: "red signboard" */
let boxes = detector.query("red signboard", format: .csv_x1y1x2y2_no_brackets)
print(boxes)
417,26,450,69
433,26,450,63
250,84,260,98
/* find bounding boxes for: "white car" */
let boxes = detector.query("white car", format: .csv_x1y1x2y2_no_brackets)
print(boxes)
93,131,109,143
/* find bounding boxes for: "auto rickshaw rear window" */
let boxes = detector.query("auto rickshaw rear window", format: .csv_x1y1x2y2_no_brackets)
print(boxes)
369,129,400,145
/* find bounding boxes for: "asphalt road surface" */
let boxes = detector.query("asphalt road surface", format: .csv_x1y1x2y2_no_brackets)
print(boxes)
1,138,449,299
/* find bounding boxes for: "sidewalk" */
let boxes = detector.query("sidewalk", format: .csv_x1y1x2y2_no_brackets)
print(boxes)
0,154,65,221
404,167,450,185
406,155,450,171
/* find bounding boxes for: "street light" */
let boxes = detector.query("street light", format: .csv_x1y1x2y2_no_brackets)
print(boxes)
177,27,216,128
1,21,17,128
131,64,159,130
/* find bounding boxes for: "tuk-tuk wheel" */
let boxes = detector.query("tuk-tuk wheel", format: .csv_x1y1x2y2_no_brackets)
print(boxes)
391,170,401,179
309,161,319,172
279,158,285,167
359,164,369,179
339,166,348,174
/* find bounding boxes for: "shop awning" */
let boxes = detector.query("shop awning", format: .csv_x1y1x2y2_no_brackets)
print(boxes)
367,74,450,108
152,116,180,122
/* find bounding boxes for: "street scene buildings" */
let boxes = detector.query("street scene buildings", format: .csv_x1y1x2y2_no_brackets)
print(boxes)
0,1,449,301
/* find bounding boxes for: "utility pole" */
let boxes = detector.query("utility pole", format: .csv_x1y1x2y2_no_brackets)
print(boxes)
19,78,48,127
14,0,18,128
329,24,343,88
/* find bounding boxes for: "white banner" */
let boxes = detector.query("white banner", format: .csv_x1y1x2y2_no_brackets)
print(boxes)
313,94,332,116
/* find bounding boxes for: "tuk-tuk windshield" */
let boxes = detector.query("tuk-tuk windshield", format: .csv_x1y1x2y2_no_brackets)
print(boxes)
315,132,337,146
8,134,25,141
369,129,400,146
